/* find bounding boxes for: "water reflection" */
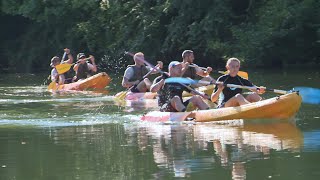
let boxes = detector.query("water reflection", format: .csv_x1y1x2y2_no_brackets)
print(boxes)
113,99,158,112
125,122,303,179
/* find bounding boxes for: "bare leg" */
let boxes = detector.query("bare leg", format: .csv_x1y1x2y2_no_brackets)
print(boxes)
135,78,150,92
224,93,250,107
246,92,262,102
170,96,186,112
189,95,209,110
143,78,152,90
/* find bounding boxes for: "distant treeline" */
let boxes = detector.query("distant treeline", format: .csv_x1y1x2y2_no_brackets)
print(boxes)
1,0,319,73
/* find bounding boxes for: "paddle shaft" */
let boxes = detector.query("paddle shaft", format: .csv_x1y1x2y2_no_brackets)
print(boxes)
60,52,67,63
197,80,288,95
125,51,208,99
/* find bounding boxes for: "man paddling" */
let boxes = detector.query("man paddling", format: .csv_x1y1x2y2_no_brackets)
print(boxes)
150,61,209,112
122,52,163,93
180,50,214,87
211,57,265,108
73,53,97,81
50,48,73,85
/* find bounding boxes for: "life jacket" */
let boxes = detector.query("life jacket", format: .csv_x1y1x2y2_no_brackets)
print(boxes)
182,64,198,79
63,69,74,83
76,63,91,80
127,65,149,81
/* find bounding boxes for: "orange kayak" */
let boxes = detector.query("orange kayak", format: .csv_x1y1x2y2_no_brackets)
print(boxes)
48,72,111,91
141,92,302,122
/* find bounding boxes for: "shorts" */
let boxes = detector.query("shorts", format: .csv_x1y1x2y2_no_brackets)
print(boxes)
130,85,140,93
160,99,190,112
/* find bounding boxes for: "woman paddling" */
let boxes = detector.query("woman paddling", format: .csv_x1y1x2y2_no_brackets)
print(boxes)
211,58,265,108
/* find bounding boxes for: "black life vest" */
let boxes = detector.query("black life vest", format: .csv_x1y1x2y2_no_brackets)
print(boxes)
127,65,149,81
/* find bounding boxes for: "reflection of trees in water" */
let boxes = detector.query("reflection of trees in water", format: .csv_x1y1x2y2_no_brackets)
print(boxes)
47,124,159,179
126,122,303,179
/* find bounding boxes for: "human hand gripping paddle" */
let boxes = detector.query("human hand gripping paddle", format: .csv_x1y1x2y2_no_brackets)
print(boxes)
165,77,320,104
55,56,92,75
124,52,211,100
188,64,249,79
115,63,161,100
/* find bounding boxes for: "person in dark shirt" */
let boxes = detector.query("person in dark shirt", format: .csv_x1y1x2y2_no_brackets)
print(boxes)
73,53,97,81
180,50,214,87
211,58,265,108
150,61,209,112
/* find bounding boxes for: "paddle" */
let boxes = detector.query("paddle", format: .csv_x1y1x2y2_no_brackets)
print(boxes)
165,77,289,95
166,77,292,94
115,64,160,100
55,57,91,74
293,87,320,104
125,51,210,100
188,64,249,79
168,78,320,104
48,80,57,90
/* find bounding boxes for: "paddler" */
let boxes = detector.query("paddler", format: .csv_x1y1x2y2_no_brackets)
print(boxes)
73,53,97,81
122,52,163,93
181,50,214,84
211,57,265,108
50,48,73,85
150,61,209,112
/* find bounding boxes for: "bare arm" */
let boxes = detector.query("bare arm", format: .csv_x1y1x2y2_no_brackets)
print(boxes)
211,83,224,102
147,62,162,74
63,48,73,64
89,55,97,72
181,62,190,77
195,65,212,77
51,69,58,82
73,64,78,72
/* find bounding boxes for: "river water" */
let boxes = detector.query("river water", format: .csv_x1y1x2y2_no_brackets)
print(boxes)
0,71,320,180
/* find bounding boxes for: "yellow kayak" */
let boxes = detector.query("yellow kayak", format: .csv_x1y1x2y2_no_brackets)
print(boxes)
48,72,111,91
141,92,302,122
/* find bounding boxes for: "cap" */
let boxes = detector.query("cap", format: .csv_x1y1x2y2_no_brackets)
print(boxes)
77,53,86,60
50,56,60,67
168,61,181,69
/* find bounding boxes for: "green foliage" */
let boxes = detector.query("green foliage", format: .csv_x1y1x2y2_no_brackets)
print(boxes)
0,0,319,72
231,0,320,67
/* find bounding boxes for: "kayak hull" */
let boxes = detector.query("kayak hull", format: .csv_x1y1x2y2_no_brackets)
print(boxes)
141,92,302,122
123,92,157,100
48,72,111,91
116,84,215,100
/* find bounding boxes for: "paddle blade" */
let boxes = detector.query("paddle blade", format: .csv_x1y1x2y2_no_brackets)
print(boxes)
293,87,320,104
115,91,128,100
48,81,57,91
238,71,249,79
56,63,73,74
165,77,197,84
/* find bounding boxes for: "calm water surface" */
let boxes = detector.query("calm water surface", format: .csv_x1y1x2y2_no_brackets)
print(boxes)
0,71,320,180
